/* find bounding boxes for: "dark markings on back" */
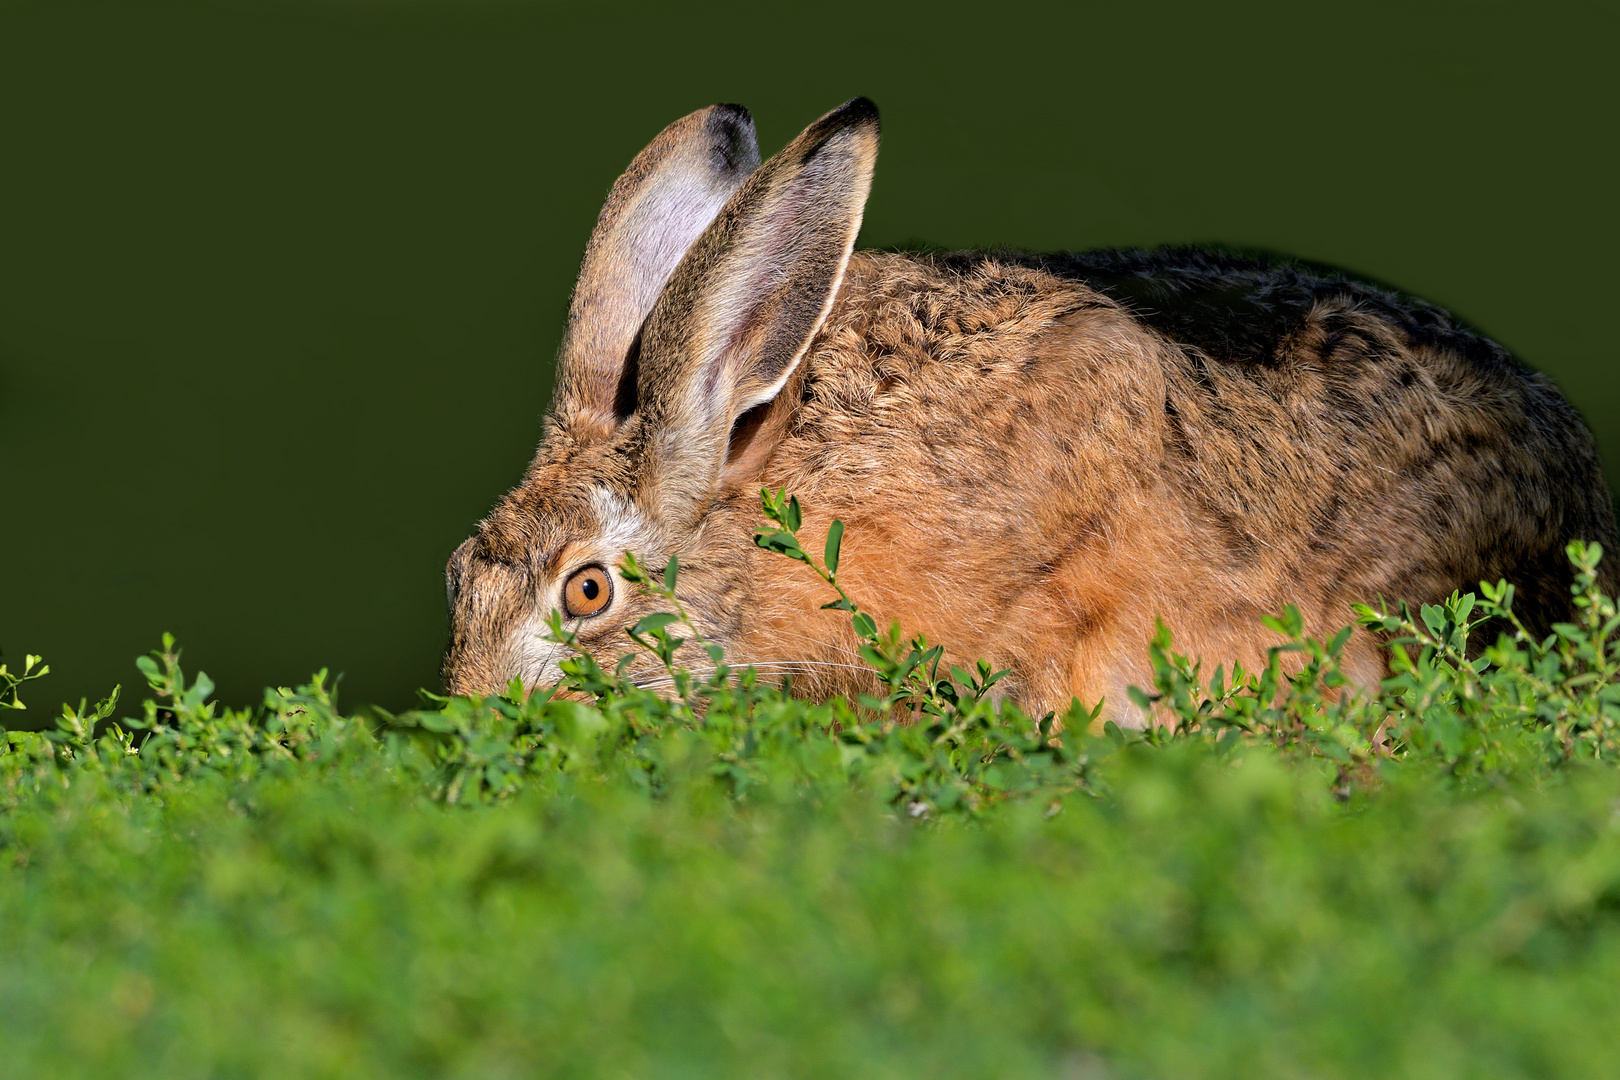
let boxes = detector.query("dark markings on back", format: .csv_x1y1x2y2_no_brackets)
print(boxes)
1031,246,1510,374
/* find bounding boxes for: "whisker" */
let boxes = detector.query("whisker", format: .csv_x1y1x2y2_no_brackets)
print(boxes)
526,621,575,690
751,628,868,663
728,658,873,671
628,658,876,692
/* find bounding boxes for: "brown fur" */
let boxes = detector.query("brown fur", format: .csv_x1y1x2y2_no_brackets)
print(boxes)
443,99,1617,723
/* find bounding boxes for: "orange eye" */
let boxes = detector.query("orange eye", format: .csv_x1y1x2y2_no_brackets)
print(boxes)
562,565,613,618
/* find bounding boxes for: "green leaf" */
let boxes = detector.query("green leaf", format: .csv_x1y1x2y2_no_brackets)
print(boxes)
824,519,844,575
664,555,679,592
135,655,161,684
550,699,608,745
1260,605,1304,639
753,530,806,560
758,487,780,521
1328,625,1353,657
618,550,649,584
630,613,680,637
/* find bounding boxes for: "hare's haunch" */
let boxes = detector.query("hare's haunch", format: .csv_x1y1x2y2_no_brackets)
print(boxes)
443,98,1616,722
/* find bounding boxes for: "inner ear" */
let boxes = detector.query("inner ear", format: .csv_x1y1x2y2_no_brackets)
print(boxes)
612,330,642,422
725,400,772,460
720,369,801,488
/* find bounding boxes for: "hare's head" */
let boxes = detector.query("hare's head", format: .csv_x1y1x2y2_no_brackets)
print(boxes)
443,99,879,697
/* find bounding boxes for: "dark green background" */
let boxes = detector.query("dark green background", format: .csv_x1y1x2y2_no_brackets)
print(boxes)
3,0,1615,718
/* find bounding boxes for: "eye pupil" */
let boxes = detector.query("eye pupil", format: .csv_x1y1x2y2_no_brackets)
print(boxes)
582,579,599,600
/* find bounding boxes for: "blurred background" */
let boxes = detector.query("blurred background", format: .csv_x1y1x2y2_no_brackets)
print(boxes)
2,0,1615,719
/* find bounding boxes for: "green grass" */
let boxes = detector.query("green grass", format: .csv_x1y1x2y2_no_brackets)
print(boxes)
7,497,1620,1078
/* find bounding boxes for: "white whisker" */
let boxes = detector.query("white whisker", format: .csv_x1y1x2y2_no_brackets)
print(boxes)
751,629,867,663
728,657,872,671
627,657,877,693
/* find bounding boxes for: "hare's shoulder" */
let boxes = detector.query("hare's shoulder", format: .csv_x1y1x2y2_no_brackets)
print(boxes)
779,251,1155,491
805,250,1121,392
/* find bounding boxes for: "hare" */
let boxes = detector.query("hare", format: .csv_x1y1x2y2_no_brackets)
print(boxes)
443,97,1617,722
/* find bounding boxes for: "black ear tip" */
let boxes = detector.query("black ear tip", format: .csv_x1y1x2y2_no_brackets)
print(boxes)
797,97,880,153
707,103,760,172
837,96,880,128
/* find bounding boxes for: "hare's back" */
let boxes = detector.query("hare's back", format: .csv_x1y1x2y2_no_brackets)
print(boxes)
1046,247,1615,633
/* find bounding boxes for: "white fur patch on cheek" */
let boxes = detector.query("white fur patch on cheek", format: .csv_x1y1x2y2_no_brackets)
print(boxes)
506,612,572,692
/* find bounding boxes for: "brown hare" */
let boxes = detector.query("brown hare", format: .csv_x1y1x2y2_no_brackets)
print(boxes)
443,97,1617,722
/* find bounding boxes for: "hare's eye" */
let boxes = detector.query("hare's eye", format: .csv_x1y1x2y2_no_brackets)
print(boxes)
562,565,613,619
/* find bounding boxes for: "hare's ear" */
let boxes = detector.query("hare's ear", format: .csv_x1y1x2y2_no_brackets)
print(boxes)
633,98,879,512
552,103,760,434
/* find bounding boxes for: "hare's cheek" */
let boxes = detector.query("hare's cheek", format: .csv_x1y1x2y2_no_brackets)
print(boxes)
502,611,571,690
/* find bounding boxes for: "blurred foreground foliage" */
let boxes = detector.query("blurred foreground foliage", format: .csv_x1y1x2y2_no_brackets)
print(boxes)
7,501,1620,1078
